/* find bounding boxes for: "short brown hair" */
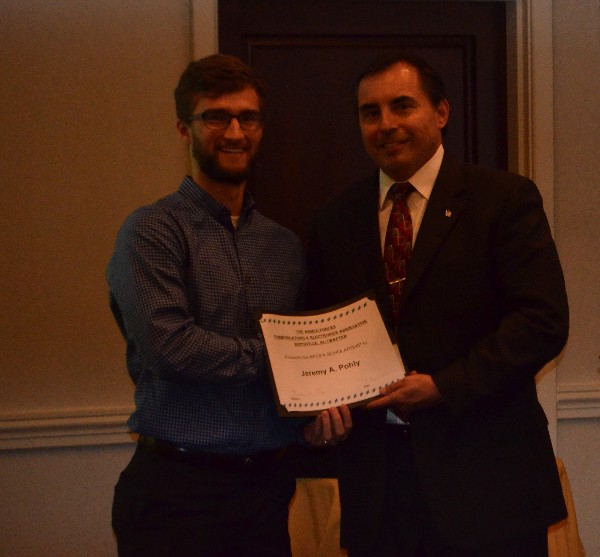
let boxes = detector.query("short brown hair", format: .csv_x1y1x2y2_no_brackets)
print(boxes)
174,54,266,122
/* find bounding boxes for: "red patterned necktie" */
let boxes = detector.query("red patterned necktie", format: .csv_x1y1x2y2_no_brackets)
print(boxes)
384,182,414,324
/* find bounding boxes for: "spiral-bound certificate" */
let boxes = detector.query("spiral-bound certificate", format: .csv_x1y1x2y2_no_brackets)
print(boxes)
257,294,406,416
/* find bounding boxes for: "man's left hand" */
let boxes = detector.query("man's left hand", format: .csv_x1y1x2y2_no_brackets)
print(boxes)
364,371,442,415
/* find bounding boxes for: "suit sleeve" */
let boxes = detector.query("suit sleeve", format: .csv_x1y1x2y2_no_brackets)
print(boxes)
431,177,569,416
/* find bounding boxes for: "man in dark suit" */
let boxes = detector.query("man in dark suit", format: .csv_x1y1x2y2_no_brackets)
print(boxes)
306,53,569,556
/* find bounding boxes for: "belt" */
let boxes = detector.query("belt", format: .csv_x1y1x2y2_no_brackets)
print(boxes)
138,435,286,474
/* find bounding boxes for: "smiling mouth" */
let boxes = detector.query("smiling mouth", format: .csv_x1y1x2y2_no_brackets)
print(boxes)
219,143,247,155
379,138,410,149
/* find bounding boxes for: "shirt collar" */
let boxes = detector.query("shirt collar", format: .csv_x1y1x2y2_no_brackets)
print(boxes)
379,144,444,209
179,175,256,219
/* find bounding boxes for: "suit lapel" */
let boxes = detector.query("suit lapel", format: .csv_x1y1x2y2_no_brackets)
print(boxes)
402,156,467,303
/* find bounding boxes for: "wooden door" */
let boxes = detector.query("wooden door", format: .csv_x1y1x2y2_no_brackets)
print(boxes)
219,1,507,243
218,1,508,476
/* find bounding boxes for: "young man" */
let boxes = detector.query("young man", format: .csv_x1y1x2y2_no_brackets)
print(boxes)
306,53,568,556
108,54,350,557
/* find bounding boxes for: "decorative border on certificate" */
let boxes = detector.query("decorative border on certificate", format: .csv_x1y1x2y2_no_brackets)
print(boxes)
257,293,405,416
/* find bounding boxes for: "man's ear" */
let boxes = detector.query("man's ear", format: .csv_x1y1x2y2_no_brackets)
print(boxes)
437,99,450,130
176,119,191,144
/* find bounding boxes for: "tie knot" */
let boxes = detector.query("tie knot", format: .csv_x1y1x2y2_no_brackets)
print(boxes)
389,182,413,201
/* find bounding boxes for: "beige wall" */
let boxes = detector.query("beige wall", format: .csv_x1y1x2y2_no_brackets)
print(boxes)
0,0,189,415
0,444,133,556
0,1,189,551
553,0,600,554
0,0,598,555
553,0,600,387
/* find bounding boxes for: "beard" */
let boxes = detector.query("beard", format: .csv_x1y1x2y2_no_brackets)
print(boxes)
191,137,254,186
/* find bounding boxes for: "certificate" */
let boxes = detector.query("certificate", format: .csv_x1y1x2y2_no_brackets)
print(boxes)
257,294,405,416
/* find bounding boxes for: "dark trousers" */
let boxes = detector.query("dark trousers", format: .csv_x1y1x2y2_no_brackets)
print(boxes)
349,426,548,557
112,444,296,557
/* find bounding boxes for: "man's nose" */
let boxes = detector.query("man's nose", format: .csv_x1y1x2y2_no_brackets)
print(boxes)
223,116,245,137
379,109,399,131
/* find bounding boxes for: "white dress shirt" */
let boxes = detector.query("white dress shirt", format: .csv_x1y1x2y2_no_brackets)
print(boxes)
378,144,444,251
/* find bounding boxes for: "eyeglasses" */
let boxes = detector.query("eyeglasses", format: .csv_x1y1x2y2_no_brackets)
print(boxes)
188,110,263,131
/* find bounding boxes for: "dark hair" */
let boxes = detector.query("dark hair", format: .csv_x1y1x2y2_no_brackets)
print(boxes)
174,54,266,122
355,52,447,107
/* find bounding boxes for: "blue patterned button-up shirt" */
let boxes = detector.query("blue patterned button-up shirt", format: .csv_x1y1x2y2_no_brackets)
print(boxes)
107,177,305,454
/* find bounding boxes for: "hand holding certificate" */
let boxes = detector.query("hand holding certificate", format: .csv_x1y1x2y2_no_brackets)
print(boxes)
257,294,405,416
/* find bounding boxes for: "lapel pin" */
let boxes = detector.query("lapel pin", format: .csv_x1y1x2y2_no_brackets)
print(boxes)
445,210,452,218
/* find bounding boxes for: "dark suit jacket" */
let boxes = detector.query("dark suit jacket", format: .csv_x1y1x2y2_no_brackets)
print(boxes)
306,154,569,552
